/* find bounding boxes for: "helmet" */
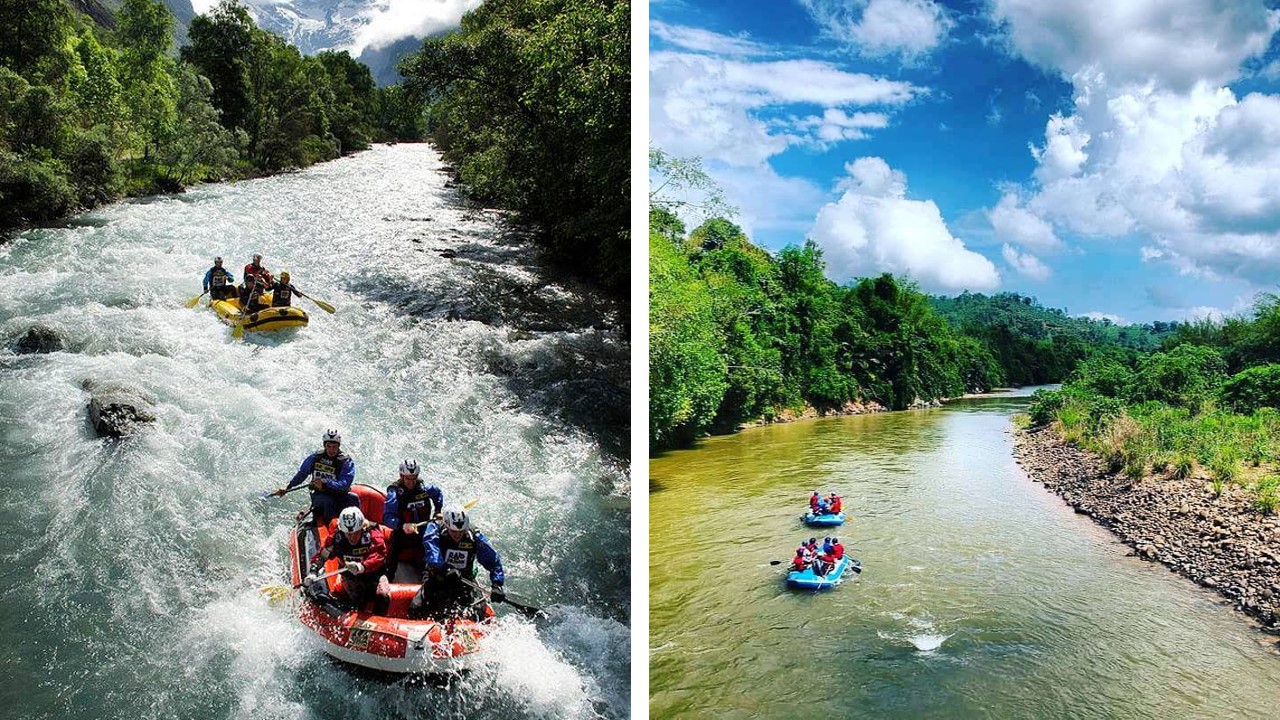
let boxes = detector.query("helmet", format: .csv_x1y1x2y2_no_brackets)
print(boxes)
252,253,262,263
322,429,341,444
442,504,469,532
338,506,364,533
214,256,223,263
399,459,420,477
808,537,817,545
279,271,290,282
832,537,839,544
796,548,804,555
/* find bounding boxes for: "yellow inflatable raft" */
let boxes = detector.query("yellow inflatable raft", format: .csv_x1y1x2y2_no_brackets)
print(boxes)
210,293,309,333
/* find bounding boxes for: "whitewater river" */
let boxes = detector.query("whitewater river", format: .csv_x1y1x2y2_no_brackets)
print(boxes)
0,145,629,720
650,390,1280,719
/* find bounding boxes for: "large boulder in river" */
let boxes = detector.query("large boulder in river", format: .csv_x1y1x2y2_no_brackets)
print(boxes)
12,325,64,354
83,380,156,437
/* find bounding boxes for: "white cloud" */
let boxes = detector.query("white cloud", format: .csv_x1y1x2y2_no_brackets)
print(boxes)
809,158,1000,291
800,0,952,59
987,193,1062,252
792,109,891,144
350,0,481,55
1001,244,1051,280
650,50,921,166
651,21,769,56
989,0,1279,91
986,0,1280,287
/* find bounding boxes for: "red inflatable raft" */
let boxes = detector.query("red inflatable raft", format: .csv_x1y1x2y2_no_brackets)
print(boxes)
287,483,494,673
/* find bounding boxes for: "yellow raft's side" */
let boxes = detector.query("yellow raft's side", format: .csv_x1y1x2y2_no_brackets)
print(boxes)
210,293,309,333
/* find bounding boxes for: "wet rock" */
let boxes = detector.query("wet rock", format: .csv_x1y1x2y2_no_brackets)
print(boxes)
12,325,64,354
82,379,156,437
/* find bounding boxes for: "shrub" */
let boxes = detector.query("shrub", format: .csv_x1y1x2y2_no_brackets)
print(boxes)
1221,364,1280,413
1172,453,1194,480
1254,476,1280,514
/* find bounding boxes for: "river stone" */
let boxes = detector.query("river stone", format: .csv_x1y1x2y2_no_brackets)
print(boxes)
83,379,156,437
12,325,64,354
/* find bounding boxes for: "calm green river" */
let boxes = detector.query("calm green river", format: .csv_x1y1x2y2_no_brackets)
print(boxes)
650,390,1280,719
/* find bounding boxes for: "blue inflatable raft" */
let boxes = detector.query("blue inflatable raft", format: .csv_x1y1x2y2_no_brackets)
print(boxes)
786,556,860,590
802,511,846,527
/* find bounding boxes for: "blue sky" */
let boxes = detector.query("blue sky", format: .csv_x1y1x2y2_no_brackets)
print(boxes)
650,0,1280,324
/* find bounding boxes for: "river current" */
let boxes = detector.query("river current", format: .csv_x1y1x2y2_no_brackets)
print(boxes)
650,390,1280,719
0,144,629,720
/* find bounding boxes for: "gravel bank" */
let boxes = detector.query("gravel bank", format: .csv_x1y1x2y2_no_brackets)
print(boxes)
1014,424,1280,633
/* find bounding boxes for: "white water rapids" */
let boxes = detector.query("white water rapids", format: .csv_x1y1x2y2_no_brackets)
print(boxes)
0,144,629,720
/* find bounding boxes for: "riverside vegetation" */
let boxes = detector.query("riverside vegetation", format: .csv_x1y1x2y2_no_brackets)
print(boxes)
648,151,1174,450
1,0,424,231
1019,294,1280,631
2,0,630,299
401,0,630,297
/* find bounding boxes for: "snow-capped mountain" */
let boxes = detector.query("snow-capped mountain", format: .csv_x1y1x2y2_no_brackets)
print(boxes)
187,0,478,83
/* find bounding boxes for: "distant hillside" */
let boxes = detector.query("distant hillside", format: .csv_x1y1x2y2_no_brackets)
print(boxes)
930,292,1180,385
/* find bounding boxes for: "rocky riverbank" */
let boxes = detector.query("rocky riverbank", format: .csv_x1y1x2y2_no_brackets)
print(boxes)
1014,424,1280,633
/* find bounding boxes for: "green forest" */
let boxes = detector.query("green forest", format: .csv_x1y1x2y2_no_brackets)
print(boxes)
0,0,421,231
649,153,1178,450
1027,297,1280,513
400,0,630,297
2,0,629,298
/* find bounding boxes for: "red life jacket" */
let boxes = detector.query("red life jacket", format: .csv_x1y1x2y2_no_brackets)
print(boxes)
832,543,845,560
831,497,842,513
809,495,820,510
791,557,807,571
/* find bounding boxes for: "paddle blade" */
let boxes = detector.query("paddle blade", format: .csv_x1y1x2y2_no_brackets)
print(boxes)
310,297,336,314
502,597,546,619
231,321,244,340
769,560,785,566
261,585,290,604
184,294,203,309
463,498,479,509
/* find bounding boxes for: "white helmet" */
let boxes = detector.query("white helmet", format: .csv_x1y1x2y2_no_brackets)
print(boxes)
398,458,420,477
338,506,364,533
442,504,469,532
322,429,341,444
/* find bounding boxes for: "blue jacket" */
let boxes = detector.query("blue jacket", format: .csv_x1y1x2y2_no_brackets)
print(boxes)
203,267,234,290
421,523,504,585
383,482,444,531
286,451,355,493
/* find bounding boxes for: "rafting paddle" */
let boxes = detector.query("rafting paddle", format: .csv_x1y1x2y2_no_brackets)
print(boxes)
184,290,208,308
769,558,863,574
261,483,310,500
294,289,335,314
459,576,546,619
261,567,347,603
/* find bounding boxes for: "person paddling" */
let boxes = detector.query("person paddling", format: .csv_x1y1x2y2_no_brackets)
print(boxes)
829,493,842,514
790,548,809,572
239,254,273,306
269,271,297,307
809,491,821,513
382,459,444,582
203,256,235,300
408,504,504,621
272,429,358,525
303,506,389,614
831,537,845,561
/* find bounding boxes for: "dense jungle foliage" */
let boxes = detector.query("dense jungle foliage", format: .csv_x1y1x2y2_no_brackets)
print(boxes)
400,0,630,298
649,152,1185,450
651,208,1007,449
1027,294,1280,513
1,0,424,230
